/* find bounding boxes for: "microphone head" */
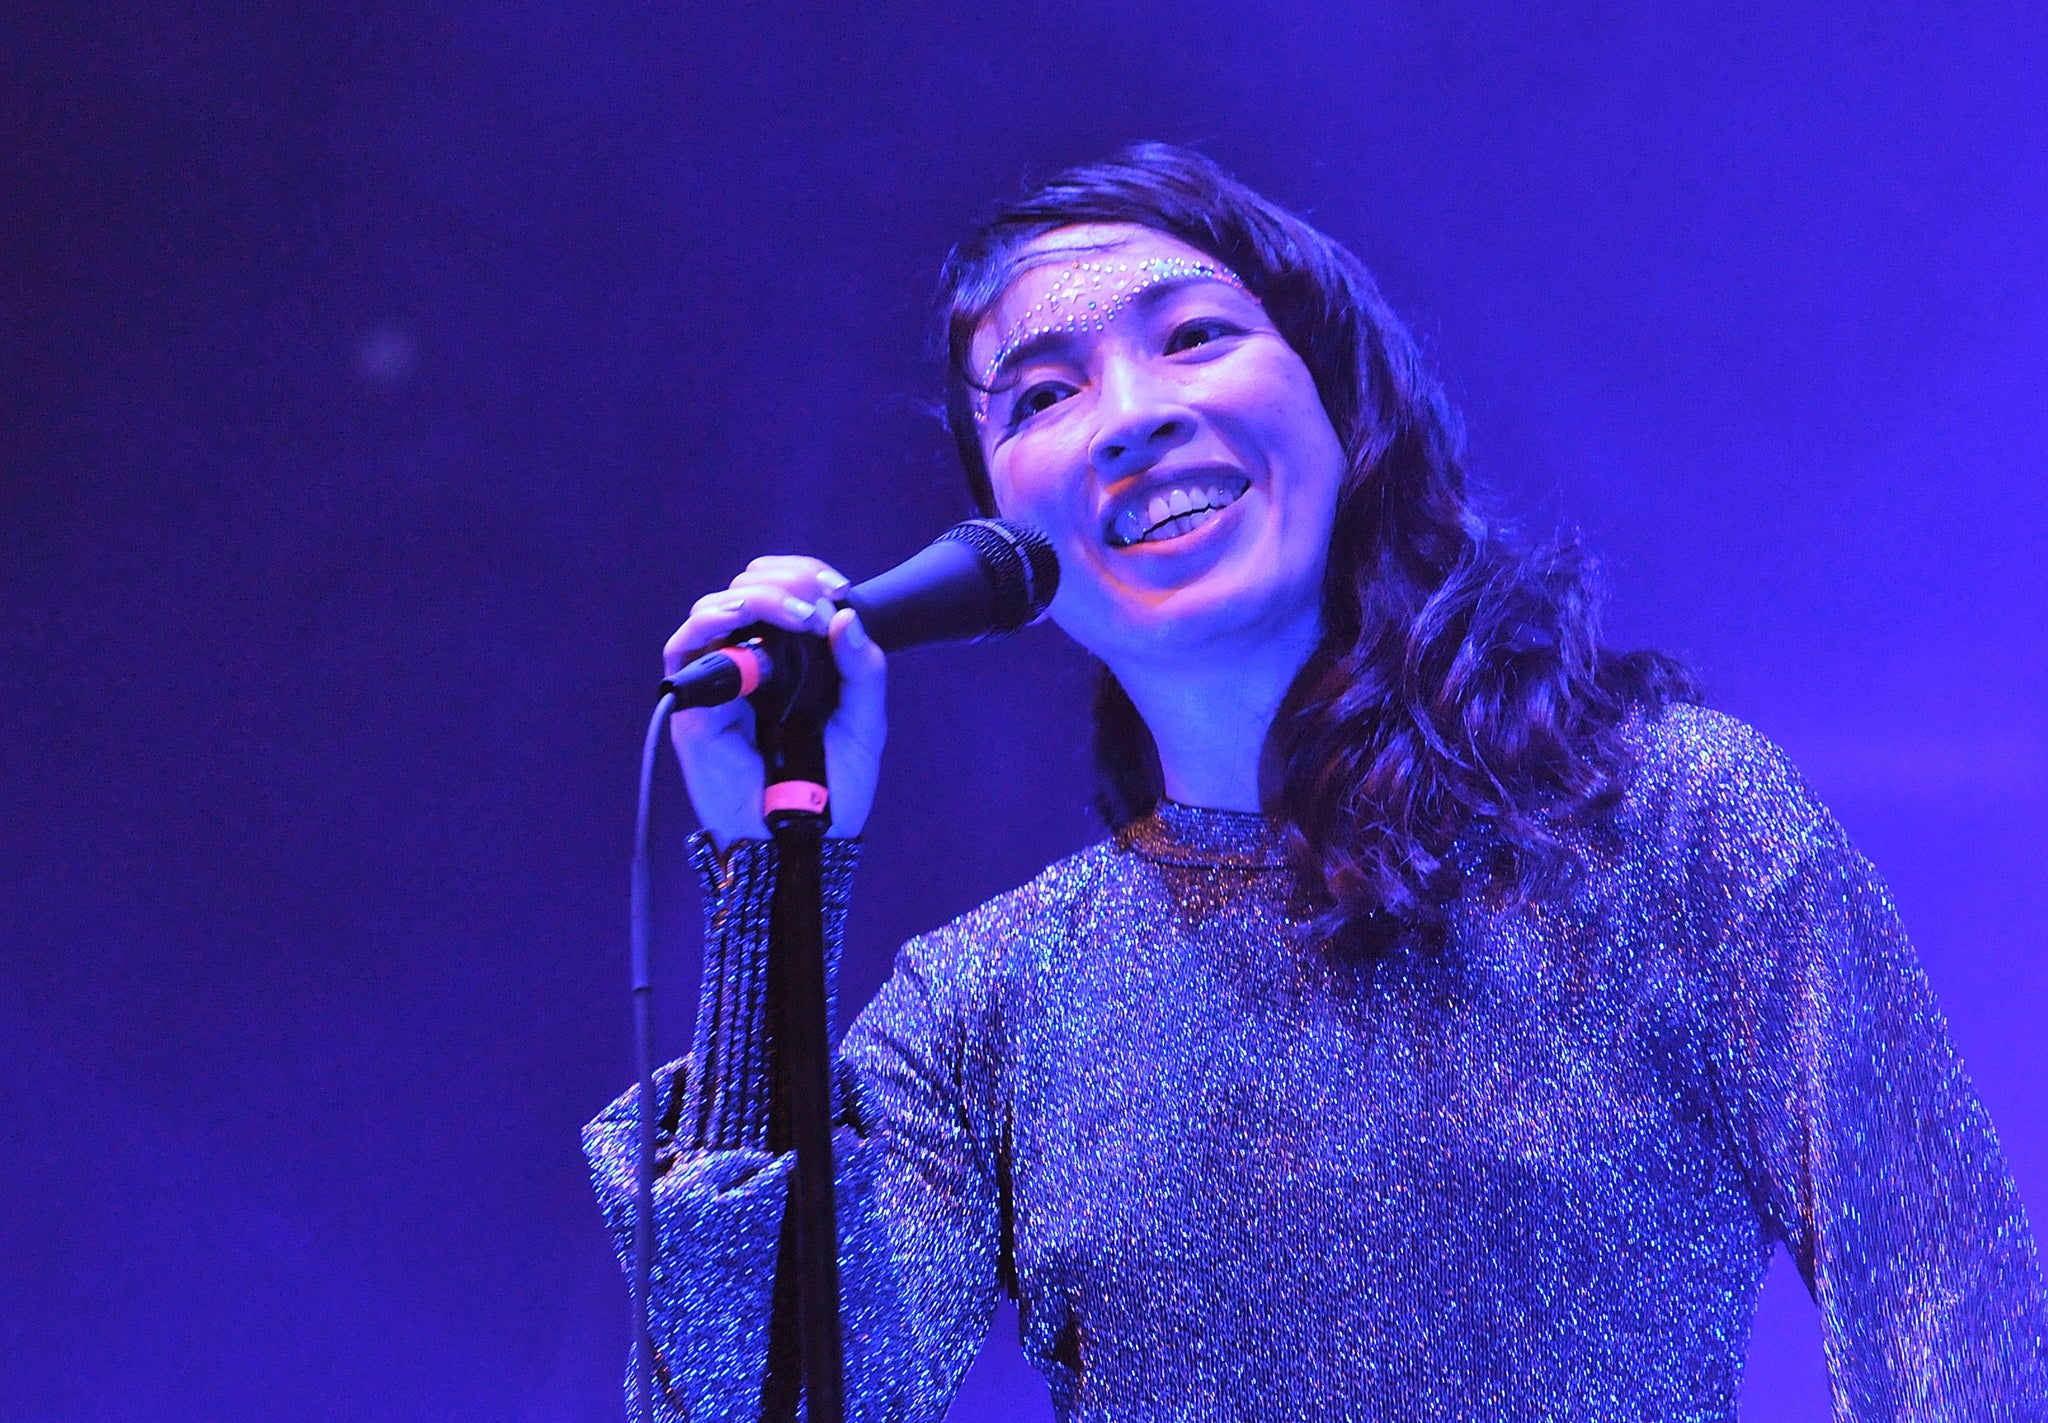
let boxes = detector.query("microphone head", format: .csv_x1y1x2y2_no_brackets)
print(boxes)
933,519,1060,635
843,518,1060,652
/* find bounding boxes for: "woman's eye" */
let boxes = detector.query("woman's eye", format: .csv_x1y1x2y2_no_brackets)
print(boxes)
1165,318,1237,354
1007,381,1071,427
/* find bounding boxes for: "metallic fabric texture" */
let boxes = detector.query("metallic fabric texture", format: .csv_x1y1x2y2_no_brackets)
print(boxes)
583,705,2048,1420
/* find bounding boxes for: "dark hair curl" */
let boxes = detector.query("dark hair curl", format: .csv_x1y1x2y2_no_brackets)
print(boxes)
937,143,1697,952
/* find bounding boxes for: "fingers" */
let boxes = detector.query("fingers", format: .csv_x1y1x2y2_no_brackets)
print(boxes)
662,555,873,844
663,557,853,674
824,607,887,837
664,582,838,675
828,606,887,717
738,556,851,603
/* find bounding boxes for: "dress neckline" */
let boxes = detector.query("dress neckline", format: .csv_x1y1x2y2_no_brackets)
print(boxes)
1118,800,1291,869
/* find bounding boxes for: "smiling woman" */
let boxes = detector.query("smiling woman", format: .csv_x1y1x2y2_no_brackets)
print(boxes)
962,223,1347,817
937,151,1697,954
584,145,2048,1421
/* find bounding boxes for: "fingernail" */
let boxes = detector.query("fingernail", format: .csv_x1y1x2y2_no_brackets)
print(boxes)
842,611,868,650
781,595,812,620
818,570,850,596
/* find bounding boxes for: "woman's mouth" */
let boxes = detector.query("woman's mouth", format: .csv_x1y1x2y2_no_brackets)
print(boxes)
1107,476,1250,548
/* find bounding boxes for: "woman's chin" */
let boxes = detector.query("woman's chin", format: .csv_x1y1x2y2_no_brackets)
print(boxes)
1098,573,1319,666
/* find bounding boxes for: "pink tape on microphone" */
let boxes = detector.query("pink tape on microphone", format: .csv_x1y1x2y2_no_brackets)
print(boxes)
724,644,766,697
762,780,829,816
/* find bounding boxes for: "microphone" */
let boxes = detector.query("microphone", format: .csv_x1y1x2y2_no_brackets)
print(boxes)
659,518,1059,710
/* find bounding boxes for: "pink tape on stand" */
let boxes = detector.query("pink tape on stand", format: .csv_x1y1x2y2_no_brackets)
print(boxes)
762,780,830,816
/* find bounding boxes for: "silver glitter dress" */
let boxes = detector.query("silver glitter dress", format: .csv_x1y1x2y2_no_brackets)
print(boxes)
584,705,2048,1420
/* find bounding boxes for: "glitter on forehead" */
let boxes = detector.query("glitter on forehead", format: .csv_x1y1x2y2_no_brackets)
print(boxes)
975,255,1250,420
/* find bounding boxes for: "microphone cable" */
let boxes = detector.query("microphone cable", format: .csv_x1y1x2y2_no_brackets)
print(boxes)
629,691,675,1423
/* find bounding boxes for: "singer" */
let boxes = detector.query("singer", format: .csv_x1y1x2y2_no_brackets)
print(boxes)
584,145,2047,1419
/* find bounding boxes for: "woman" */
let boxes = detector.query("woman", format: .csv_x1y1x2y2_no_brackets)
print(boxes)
585,144,2047,1420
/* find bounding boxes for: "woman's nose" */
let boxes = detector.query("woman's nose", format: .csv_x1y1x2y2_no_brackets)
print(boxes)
1088,362,1194,481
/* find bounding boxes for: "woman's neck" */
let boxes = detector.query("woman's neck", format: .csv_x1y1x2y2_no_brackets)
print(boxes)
1109,619,1321,814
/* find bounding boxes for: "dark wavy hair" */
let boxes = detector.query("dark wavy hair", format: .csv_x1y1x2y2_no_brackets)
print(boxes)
937,144,1698,952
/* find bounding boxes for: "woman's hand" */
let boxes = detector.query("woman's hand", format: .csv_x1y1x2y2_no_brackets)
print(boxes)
663,556,887,847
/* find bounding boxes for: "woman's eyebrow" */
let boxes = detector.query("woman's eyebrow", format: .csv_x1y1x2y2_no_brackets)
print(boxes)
982,275,1244,391
982,329,1078,392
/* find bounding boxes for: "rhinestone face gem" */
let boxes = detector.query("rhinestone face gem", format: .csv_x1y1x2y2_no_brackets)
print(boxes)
974,256,1251,422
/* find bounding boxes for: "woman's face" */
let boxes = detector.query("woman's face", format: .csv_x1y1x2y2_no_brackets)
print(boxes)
971,224,1348,672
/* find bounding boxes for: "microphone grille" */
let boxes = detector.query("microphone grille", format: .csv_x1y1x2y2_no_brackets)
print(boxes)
936,518,1060,635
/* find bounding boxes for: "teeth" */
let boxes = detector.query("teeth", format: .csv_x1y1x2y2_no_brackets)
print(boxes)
1111,478,1248,547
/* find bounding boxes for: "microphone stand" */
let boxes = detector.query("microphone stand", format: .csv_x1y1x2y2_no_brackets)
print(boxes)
636,518,1055,1420
749,632,846,1423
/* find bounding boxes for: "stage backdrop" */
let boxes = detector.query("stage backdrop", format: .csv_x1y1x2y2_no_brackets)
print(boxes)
5,2,2044,1419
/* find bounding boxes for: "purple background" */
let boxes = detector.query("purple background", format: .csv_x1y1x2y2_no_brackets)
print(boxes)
5,3,2044,1418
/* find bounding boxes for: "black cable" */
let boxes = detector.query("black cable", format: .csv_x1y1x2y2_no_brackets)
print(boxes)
630,691,675,1423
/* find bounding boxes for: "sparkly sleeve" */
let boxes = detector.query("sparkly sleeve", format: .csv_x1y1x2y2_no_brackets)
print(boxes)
1675,723,2048,1412
832,903,1013,1416
581,832,1005,1423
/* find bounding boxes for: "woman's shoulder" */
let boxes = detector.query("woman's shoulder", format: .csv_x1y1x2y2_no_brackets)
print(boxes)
1624,702,1801,800
882,835,1126,1005
1615,701,1853,896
